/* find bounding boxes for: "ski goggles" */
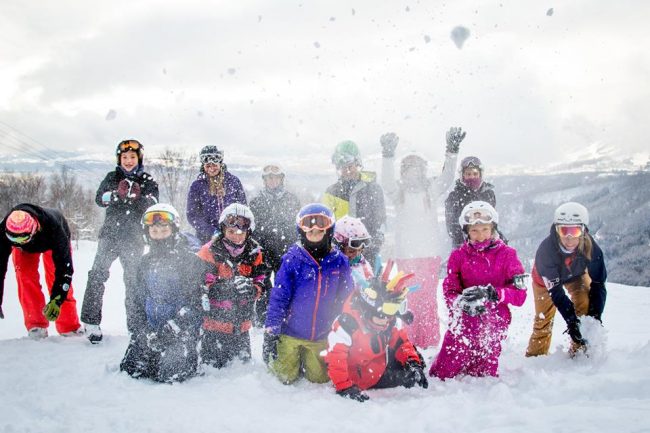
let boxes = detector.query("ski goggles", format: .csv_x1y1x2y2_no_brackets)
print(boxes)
298,214,334,232
118,139,142,153
200,153,223,165
223,215,251,231
5,231,33,245
460,209,495,225
344,237,372,250
262,165,283,177
557,225,583,238
362,287,408,316
142,210,176,226
461,156,482,170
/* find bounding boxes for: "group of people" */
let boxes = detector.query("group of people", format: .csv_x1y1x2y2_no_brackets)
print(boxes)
0,130,608,399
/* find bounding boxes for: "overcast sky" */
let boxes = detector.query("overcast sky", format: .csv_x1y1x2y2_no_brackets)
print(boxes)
1,0,648,175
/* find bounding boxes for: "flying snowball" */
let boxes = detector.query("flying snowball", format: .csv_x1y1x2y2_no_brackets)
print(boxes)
450,26,470,49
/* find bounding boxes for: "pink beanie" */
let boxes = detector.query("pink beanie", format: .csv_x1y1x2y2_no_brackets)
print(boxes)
6,210,39,235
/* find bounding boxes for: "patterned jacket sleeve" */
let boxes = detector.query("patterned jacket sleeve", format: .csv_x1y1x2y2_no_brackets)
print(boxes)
324,316,355,391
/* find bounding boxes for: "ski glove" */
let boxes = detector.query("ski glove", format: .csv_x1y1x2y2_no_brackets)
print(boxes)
43,295,63,321
101,191,113,205
117,179,131,199
380,132,399,158
263,333,279,365
0,305,4,319
445,127,466,154
565,321,588,347
405,360,429,389
337,385,370,403
232,276,256,300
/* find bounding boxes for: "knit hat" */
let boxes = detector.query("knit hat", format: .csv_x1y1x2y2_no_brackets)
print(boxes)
6,210,39,237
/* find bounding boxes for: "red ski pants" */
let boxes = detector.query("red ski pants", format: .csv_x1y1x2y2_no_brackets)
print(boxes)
12,247,81,334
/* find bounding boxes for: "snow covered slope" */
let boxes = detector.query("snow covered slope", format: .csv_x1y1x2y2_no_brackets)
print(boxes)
0,241,648,433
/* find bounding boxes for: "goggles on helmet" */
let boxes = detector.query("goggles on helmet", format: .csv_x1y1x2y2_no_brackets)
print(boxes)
142,210,176,227
461,156,482,170
200,154,223,165
557,224,583,238
461,208,495,225
344,237,372,250
298,213,334,232
6,231,33,245
262,165,283,177
223,214,251,231
361,287,407,317
118,140,142,153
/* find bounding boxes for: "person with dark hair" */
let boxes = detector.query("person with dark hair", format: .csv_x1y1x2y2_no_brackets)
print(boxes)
81,139,159,343
263,203,353,385
445,156,499,250
120,204,204,383
249,164,300,325
0,204,82,338
526,202,607,357
186,145,247,244
198,203,270,368
323,141,386,265
379,128,462,349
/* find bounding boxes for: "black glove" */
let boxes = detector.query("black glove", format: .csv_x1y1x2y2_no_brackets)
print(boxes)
0,305,4,319
566,321,588,346
145,332,166,353
483,284,499,303
337,385,370,402
445,127,466,153
405,361,429,389
457,288,487,317
232,276,256,300
263,333,279,365
380,132,399,158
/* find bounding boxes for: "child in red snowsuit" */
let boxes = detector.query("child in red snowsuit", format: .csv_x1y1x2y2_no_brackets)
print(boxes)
0,204,81,338
324,261,428,402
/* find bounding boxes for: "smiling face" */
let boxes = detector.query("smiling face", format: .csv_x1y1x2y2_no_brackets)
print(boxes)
120,150,139,172
305,228,326,243
467,223,493,243
224,226,247,245
204,162,222,177
558,230,581,251
462,167,481,182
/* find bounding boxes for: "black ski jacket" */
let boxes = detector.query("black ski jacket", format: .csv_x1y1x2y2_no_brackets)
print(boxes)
445,179,496,249
0,204,74,310
532,226,608,324
95,166,159,241
249,188,301,272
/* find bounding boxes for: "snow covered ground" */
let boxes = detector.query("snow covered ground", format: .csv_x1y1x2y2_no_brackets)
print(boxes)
1,241,648,433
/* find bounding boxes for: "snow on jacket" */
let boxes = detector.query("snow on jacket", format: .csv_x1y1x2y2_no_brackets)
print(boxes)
444,179,496,248
532,226,607,325
130,234,205,335
264,243,354,341
324,292,422,391
249,188,301,271
322,172,386,254
186,171,247,244
197,235,270,334
0,204,74,307
95,166,159,241
443,238,527,326
381,152,457,259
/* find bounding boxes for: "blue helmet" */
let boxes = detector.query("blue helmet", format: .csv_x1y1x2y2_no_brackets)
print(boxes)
296,203,335,233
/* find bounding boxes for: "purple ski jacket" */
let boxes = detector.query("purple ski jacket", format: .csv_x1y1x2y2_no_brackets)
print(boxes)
264,243,354,341
186,171,247,243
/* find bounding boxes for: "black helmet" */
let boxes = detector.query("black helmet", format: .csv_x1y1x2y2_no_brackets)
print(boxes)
116,139,144,165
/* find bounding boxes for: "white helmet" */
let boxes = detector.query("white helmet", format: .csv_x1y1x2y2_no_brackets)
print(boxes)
219,203,256,232
141,203,181,229
333,215,371,249
554,202,589,226
458,201,499,227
